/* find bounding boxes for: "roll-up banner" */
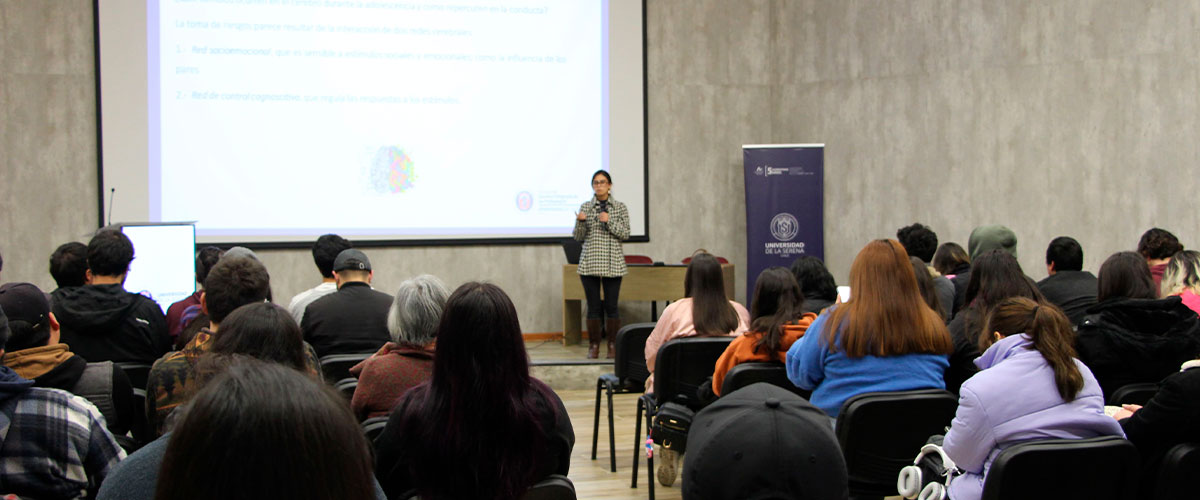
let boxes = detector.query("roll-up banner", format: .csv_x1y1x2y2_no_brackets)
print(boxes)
743,144,825,296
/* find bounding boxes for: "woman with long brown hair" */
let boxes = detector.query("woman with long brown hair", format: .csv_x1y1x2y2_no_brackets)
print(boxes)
786,239,952,418
942,297,1123,500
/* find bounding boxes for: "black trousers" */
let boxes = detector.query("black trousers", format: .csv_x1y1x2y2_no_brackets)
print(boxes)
580,276,622,319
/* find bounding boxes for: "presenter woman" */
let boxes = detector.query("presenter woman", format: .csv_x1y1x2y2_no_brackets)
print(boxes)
573,169,630,359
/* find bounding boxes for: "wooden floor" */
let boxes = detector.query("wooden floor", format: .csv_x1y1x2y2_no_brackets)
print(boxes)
559,388,683,500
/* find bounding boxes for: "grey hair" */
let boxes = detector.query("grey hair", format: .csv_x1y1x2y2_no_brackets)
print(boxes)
388,275,450,346
1161,250,1200,298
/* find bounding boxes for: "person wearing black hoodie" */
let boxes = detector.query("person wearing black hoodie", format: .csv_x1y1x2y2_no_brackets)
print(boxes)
1076,252,1200,399
53,230,171,365
0,283,134,439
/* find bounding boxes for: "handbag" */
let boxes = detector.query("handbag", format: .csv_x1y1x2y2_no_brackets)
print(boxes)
651,401,694,453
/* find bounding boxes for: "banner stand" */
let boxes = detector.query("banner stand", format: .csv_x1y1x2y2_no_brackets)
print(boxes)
743,144,825,296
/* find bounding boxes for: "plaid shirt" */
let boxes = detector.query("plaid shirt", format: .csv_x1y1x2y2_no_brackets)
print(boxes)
573,196,630,277
0,384,125,500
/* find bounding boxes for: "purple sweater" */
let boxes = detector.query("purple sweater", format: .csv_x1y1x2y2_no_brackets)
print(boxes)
943,334,1124,500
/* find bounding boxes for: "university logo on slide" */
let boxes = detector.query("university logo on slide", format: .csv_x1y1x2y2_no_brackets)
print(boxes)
516,191,533,211
770,212,799,241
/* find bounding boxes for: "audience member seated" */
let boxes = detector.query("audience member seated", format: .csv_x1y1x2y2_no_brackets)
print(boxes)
682,383,848,500
943,297,1124,500
54,229,170,365
0,304,125,499
911,256,947,322
0,283,133,437
301,249,393,358
374,282,574,500
48,241,89,296
786,239,952,420
289,233,353,325
645,252,750,390
1076,251,1200,398
100,357,384,500
1138,227,1183,293
165,246,222,338
945,250,1043,394
898,223,954,319
1036,236,1098,325
1159,250,1200,316
350,274,449,421
146,256,318,436
932,241,971,280
789,256,838,314
952,225,1019,315
1114,357,1200,498
711,267,817,397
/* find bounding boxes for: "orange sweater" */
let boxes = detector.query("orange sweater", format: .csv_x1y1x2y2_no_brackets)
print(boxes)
711,313,817,396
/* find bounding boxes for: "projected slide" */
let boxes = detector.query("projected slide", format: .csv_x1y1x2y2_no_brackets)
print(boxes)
98,1,646,244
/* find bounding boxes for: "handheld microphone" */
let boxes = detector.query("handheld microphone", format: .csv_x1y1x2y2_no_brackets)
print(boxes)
107,187,116,226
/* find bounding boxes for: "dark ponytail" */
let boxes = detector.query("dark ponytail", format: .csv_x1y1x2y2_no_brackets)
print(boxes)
981,297,1084,401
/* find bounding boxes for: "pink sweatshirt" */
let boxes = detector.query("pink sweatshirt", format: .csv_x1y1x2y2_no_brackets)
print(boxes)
643,297,750,391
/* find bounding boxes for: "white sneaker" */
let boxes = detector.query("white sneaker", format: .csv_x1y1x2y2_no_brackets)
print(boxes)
656,447,678,486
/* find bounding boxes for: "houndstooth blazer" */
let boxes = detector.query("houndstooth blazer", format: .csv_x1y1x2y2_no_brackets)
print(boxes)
573,196,630,277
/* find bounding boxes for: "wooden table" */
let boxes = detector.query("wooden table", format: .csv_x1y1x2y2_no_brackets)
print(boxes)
562,263,736,345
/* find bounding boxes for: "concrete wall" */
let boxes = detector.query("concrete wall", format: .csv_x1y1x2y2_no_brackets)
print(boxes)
4,0,1198,333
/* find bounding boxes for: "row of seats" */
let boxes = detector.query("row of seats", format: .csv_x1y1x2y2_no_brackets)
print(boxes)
591,323,1199,500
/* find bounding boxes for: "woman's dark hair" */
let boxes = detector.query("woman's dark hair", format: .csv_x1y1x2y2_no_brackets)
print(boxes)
910,256,944,320
194,246,224,286
932,242,970,276
209,302,307,371
749,267,806,360
312,234,353,278
684,252,740,335
981,297,1084,401
1097,251,1158,302
964,250,1043,310
48,242,88,288
788,256,838,302
154,359,375,500
1137,228,1183,260
387,282,556,500
591,169,612,185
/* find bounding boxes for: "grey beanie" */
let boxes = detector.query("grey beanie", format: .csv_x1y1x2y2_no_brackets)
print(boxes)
968,225,1018,260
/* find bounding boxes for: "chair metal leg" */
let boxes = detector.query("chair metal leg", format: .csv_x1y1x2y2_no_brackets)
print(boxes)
591,379,603,460
646,406,656,500
632,397,643,488
607,386,617,472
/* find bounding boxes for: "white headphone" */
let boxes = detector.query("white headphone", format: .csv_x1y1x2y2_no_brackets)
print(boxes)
897,443,959,500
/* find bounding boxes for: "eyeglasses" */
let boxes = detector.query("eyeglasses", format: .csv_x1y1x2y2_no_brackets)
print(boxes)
592,180,610,185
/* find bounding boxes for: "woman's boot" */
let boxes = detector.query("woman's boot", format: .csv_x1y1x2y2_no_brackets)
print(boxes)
605,318,622,359
586,318,603,359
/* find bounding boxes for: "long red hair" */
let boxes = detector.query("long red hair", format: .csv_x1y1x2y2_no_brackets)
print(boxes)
824,239,953,357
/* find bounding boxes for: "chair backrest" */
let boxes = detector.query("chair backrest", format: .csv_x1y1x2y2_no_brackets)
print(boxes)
981,436,1139,500
653,336,735,409
520,475,577,500
1155,442,1200,500
613,323,655,387
319,353,372,382
720,362,808,398
1107,382,1159,406
624,254,654,265
334,377,357,400
113,362,153,392
361,416,390,443
835,389,958,496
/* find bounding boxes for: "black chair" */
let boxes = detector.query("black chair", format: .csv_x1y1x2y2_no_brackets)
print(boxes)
334,378,357,401
633,335,734,499
591,323,654,472
319,353,371,382
980,436,1139,500
719,361,809,398
1107,382,1159,406
113,362,152,392
1155,442,1200,500
361,416,389,442
402,474,577,500
835,389,958,499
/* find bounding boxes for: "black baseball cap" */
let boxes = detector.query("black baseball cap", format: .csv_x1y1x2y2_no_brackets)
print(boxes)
332,249,372,272
683,383,849,499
